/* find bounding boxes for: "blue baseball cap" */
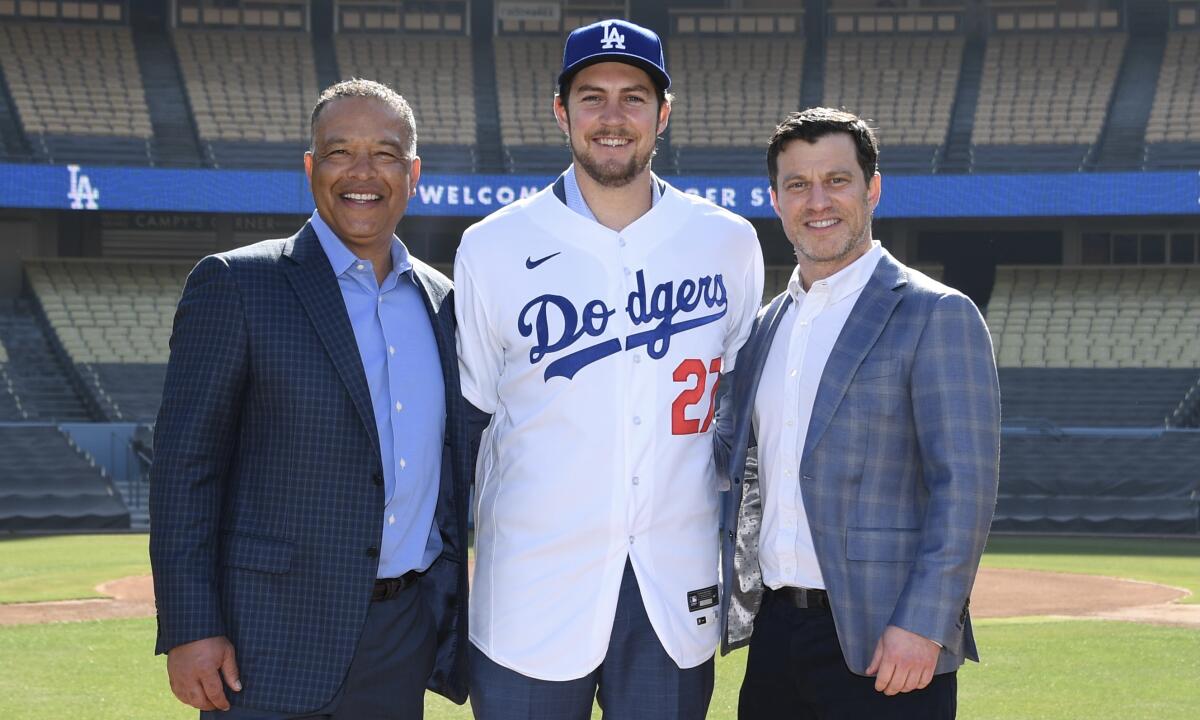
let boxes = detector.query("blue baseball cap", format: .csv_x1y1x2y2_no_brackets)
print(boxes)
558,19,671,94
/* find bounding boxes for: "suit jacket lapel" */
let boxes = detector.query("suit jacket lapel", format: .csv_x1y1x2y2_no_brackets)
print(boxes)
802,251,906,460
736,292,793,445
410,264,452,371
283,223,381,455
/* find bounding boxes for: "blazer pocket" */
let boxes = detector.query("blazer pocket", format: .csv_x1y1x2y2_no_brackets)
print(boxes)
845,527,921,562
221,533,294,574
855,358,899,381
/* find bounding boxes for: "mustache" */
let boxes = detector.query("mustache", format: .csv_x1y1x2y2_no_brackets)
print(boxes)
587,127,636,140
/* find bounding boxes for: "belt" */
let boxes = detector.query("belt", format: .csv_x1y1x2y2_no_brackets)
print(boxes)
372,569,422,602
773,586,831,610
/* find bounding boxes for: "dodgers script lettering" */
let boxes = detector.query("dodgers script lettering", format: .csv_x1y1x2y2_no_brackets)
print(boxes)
518,270,728,381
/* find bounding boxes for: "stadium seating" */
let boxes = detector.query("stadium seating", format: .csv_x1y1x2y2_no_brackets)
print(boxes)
823,35,961,172
988,266,1200,429
988,266,1200,369
25,259,188,421
669,36,804,170
0,425,130,531
173,28,317,167
994,431,1200,534
0,338,23,420
971,32,1125,171
494,36,569,171
0,21,153,164
335,32,478,172
1144,30,1200,169
0,299,93,421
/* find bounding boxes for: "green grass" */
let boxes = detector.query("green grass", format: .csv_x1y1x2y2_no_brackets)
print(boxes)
982,535,1200,603
1,534,1197,718
959,618,1200,720
0,618,1195,720
0,534,151,603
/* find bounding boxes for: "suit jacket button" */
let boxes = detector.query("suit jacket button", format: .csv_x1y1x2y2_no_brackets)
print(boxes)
366,546,379,558
372,472,383,486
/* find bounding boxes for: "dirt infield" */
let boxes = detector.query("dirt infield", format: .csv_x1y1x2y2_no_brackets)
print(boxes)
1,568,1197,628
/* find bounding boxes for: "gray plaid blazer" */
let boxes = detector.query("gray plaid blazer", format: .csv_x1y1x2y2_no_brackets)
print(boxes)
150,223,474,712
715,249,1000,676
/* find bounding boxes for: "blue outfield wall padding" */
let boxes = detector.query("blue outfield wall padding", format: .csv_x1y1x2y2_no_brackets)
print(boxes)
1,162,1199,218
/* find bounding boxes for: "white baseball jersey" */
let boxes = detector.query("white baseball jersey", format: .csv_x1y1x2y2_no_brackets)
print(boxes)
455,178,764,681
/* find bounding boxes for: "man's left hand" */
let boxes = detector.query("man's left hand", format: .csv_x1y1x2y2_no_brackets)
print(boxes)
865,625,940,695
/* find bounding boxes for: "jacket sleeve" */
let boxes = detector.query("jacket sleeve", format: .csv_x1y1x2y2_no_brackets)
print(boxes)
889,293,1000,650
149,255,249,654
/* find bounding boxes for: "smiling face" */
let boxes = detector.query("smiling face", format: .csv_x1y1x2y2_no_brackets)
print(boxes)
770,132,881,286
553,61,669,188
304,96,420,255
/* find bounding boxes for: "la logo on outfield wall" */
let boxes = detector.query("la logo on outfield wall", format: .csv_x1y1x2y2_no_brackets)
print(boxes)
68,164,100,210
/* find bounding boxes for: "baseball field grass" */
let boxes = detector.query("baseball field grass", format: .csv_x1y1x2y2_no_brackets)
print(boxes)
0,534,1196,719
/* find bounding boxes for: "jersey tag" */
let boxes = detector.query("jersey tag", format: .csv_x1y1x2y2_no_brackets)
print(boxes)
687,585,719,613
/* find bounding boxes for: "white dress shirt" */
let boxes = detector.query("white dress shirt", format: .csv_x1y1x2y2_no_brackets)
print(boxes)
753,242,882,590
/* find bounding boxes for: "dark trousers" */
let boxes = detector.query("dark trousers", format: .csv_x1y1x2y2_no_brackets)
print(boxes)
200,578,436,720
738,589,957,720
469,559,714,720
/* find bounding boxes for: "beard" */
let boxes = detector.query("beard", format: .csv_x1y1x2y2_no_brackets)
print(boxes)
569,126,656,188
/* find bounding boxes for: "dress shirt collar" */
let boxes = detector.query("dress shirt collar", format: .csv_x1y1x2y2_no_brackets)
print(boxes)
310,209,412,279
787,241,883,305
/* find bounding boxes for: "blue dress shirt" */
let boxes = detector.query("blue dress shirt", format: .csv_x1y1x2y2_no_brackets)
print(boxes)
311,210,445,578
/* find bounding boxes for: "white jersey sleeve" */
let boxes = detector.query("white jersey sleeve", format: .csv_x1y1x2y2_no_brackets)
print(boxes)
721,220,765,374
454,238,502,414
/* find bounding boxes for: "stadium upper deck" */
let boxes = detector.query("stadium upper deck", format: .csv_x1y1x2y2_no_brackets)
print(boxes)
0,0,1197,174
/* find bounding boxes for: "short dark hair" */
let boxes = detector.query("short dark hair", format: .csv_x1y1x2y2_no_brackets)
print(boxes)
766,108,879,190
309,78,416,156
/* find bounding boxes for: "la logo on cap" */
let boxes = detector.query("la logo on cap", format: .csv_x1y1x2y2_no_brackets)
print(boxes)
600,21,625,50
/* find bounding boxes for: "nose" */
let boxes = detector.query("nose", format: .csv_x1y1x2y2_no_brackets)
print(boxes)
806,183,831,212
346,151,376,179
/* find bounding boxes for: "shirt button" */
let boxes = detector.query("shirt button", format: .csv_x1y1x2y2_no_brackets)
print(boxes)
633,416,641,425
356,263,366,271
786,419,795,427
632,476,640,486
388,514,396,526
388,346,396,355
395,401,403,412
377,297,383,303
633,354,641,364
618,238,627,247
799,320,809,327
624,267,631,276
789,369,798,377
628,535,635,544
399,458,407,470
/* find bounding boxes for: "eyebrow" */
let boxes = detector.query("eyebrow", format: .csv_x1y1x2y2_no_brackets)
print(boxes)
321,136,406,151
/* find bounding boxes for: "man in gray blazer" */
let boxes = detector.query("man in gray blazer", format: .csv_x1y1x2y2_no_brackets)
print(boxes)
715,108,1000,718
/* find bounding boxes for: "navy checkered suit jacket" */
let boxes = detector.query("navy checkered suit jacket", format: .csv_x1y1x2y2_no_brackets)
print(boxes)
715,249,1000,676
149,222,473,712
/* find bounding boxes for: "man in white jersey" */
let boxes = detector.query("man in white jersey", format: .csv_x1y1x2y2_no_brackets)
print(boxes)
454,18,764,720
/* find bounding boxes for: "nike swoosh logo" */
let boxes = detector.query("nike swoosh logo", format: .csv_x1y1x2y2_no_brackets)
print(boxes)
525,252,561,269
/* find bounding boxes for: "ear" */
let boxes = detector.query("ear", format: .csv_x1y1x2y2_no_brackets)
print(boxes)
769,186,781,219
408,156,422,198
304,150,313,184
657,98,671,136
867,172,881,212
553,95,570,135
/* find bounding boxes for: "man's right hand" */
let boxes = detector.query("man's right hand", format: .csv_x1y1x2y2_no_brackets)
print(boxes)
166,636,242,711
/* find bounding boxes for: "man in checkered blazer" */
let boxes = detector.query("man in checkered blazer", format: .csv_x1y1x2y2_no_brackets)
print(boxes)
150,80,473,718
715,108,1000,719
